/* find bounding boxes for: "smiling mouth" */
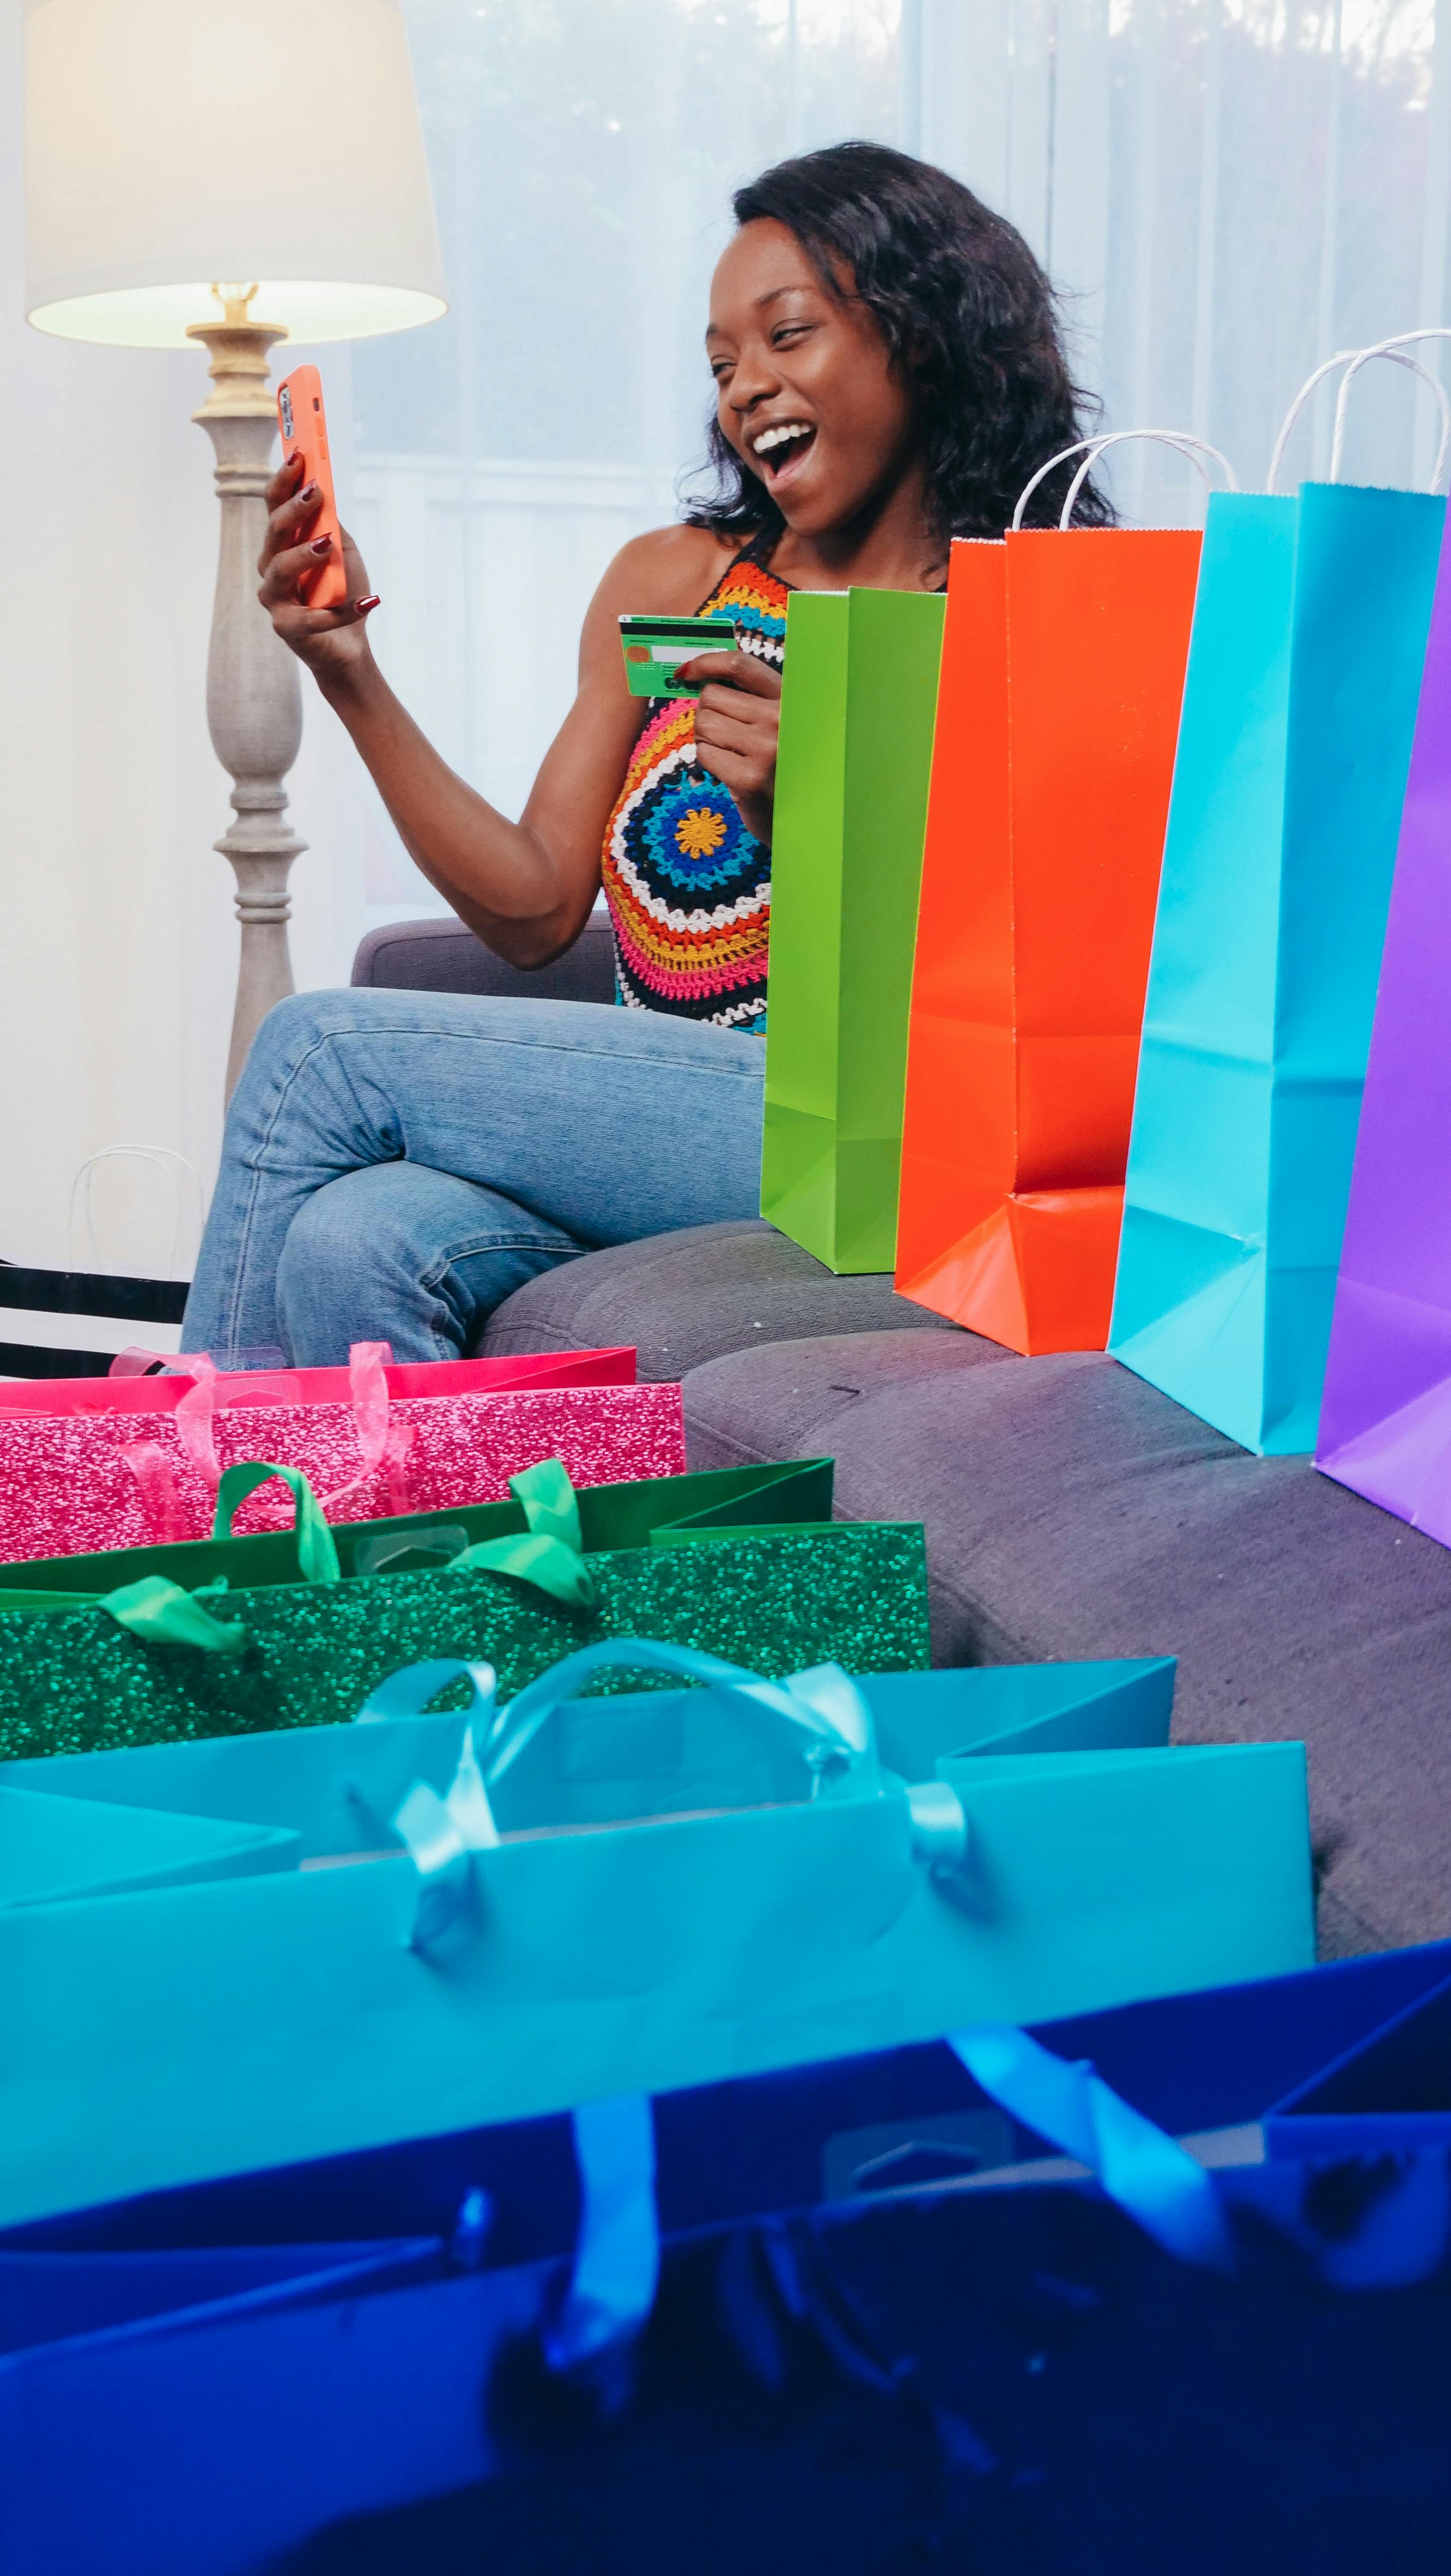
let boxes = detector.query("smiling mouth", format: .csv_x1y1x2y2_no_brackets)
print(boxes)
750,421,816,480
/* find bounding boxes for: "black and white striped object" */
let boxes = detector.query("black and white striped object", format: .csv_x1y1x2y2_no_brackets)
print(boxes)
0,1264,188,1379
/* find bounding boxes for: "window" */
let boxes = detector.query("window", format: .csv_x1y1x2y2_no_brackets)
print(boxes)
350,0,1448,915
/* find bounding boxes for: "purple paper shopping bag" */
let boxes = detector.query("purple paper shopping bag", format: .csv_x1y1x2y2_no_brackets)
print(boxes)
1317,495,1451,1538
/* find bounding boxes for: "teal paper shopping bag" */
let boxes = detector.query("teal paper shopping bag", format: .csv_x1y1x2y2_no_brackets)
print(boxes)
0,1785,290,1905
0,1645,1309,2227
1109,474,1444,1453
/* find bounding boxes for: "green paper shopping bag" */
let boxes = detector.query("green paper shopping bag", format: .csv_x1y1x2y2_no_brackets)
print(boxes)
0,1640,1309,2227
0,1458,931,1761
762,587,948,1272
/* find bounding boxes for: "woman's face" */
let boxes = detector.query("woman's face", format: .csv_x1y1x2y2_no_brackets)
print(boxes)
706,218,920,536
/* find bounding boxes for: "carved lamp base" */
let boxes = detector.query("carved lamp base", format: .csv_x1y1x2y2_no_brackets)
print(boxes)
187,285,307,1103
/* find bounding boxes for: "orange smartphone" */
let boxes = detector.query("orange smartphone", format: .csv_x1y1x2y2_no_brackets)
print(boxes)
276,363,348,610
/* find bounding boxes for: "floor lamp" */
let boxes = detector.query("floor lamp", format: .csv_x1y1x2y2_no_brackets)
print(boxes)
22,0,447,1099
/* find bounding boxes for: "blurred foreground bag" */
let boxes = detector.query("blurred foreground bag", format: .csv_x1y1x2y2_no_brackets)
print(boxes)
2,1940,1448,2576
895,438,1205,1354
1110,387,1444,1452
1266,1960,1451,2159
761,586,946,1272
0,1640,1310,2229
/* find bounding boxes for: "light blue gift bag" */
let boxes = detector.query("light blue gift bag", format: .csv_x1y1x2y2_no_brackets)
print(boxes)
1109,373,1445,1454
0,1785,289,1906
0,1641,1312,2230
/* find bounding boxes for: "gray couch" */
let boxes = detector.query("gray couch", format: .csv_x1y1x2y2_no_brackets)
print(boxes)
354,918,1451,1962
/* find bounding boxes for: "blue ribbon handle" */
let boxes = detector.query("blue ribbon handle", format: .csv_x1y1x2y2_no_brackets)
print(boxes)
949,2025,1233,2269
546,2094,661,2369
355,1660,502,1949
549,2037,1227,2373
483,1638,881,1799
545,2039,1223,2374
355,1657,500,1735
365,1642,969,1947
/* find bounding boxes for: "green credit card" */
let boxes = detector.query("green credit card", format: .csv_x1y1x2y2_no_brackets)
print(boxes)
620,614,737,699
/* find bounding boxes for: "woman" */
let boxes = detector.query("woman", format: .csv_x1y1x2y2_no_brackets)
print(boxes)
183,141,1107,1365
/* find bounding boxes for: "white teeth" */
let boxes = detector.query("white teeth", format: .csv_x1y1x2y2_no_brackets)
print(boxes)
752,422,813,457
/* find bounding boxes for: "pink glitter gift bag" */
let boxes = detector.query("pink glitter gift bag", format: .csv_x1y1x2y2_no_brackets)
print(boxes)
0,1345,685,1563
0,1343,636,1417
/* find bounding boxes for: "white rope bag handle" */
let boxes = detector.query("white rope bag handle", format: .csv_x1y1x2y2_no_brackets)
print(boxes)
1012,431,1238,535
1268,344,1451,495
68,1147,205,1279
1332,332,1451,487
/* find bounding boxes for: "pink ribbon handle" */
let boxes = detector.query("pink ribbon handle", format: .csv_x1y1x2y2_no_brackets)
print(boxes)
350,1339,393,1471
385,1417,419,1516
108,1343,290,1383
171,1352,223,1494
171,1351,307,1506
317,1342,415,1518
116,1347,226,1541
108,1347,178,1380
119,1439,189,1542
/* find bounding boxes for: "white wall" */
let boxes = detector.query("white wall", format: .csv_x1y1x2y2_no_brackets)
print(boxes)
0,75,223,1269
0,0,368,1273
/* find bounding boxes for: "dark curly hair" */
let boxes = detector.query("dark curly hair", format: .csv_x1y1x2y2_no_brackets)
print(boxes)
685,140,1111,547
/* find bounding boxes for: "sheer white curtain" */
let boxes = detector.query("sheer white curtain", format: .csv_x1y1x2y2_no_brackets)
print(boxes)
2,0,1446,1266
353,0,1451,919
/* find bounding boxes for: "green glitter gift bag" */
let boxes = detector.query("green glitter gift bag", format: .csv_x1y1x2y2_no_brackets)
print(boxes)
0,1456,932,1762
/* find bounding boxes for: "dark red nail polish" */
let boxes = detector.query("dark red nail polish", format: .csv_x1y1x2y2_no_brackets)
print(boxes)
309,535,331,554
299,481,319,503
355,595,380,614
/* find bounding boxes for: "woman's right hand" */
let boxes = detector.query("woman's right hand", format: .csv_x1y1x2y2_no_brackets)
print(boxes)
256,449,379,681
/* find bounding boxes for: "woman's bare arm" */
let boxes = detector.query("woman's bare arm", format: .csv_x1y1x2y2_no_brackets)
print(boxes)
257,454,734,966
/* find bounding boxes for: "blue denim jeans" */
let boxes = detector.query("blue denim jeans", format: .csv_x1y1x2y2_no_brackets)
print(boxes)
182,991,767,1366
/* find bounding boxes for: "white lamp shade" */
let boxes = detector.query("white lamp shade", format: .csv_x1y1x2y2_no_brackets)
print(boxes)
24,0,448,346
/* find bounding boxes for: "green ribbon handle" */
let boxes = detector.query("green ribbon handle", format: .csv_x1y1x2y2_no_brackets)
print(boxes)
35,1465,344,1656
446,1458,598,1611
507,1458,584,1554
98,1575,247,1656
211,1464,342,1586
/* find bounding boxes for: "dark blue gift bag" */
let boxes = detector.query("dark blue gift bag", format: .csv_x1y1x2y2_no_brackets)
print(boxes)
1266,1969,1451,2159
285,2172,1451,2576
5,1939,1451,2576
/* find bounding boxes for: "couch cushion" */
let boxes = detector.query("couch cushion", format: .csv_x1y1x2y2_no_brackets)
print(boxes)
683,1332,1451,1959
353,913,617,1005
479,1220,967,1380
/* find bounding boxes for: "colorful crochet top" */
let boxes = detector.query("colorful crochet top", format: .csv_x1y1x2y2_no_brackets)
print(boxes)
602,538,790,1031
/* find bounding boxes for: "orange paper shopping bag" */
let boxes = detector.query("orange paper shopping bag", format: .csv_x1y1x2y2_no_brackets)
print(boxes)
894,433,1214,1354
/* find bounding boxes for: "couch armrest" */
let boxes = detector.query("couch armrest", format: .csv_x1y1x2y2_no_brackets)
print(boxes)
351,913,616,1004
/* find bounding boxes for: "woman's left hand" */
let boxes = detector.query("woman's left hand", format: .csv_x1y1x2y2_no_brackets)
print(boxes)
678,651,783,849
